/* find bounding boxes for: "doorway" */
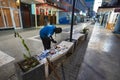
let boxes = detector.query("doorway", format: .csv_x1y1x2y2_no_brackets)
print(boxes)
0,7,21,29
20,3,31,28
11,8,21,29
0,8,13,29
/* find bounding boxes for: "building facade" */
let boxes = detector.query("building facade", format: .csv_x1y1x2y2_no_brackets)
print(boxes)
0,0,88,29
98,0,120,33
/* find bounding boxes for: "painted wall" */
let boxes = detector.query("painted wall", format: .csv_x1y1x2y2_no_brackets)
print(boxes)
114,14,120,33
58,11,81,24
58,11,70,24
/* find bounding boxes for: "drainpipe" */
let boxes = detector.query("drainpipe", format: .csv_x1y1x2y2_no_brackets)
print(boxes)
70,0,76,42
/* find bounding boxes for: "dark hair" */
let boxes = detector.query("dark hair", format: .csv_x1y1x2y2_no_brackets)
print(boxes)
55,27,62,33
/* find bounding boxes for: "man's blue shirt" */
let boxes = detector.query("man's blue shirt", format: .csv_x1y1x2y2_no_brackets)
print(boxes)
40,25,56,38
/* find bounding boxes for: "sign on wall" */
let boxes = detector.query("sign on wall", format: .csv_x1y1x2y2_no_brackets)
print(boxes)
31,4,35,14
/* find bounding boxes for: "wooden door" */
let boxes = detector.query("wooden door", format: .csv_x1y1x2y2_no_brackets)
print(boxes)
0,8,4,27
21,3,31,28
40,13,45,26
24,10,30,27
48,14,51,23
2,8,13,28
13,10,20,28
52,14,56,24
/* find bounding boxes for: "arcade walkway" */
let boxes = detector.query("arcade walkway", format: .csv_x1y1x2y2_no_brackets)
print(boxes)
77,24,120,80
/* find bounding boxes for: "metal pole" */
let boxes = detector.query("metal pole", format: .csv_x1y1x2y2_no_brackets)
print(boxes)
70,0,76,42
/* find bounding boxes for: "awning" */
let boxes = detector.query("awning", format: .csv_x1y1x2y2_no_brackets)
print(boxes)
36,3,65,11
98,7,114,13
35,0,45,3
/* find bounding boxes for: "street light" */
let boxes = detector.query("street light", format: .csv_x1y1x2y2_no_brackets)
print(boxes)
70,0,76,42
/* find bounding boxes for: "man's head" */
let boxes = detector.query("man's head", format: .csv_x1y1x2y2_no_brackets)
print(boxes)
55,27,62,33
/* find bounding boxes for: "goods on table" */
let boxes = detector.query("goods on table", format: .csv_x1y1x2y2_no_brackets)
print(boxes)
35,45,68,61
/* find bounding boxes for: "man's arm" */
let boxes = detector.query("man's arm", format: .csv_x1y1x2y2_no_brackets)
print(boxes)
49,36,57,43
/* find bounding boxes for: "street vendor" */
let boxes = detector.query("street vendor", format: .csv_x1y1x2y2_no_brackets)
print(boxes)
39,21,62,50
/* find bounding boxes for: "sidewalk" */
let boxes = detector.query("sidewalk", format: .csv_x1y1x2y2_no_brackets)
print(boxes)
77,23,120,80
